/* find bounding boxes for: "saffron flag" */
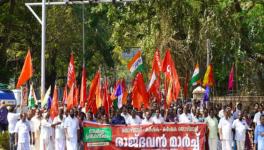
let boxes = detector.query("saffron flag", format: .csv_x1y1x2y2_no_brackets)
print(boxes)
80,65,87,108
28,84,37,109
73,86,79,107
228,65,234,91
203,64,214,87
131,73,149,109
190,64,200,86
103,79,110,117
62,85,67,105
161,50,181,105
127,50,144,75
16,50,33,88
95,76,102,109
67,84,74,110
41,86,51,108
50,85,59,120
67,53,76,88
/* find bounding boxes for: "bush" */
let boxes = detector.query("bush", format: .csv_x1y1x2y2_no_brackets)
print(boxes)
0,132,9,150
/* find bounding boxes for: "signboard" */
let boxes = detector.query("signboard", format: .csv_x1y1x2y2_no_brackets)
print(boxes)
83,122,206,150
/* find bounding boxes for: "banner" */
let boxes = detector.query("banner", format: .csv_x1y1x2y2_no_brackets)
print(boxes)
83,122,206,150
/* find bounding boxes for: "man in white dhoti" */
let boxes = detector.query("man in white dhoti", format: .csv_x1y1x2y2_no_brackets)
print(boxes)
53,108,66,150
64,109,80,150
31,109,42,150
218,107,233,150
40,112,53,150
14,113,32,150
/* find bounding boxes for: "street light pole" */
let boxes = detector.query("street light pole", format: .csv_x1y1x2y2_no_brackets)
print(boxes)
41,0,46,99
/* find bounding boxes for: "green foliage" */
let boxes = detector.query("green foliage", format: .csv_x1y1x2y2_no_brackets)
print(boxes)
0,132,9,150
0,0,263,95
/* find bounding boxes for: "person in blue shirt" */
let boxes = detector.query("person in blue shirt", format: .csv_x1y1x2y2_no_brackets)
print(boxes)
254,114,264,150
111,109,126,125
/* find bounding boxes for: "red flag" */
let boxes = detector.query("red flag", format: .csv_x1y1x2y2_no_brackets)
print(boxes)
87,71,100,113
73,86,79,107
131,73,149,109
228,65,234,91
103,79,110,117
121,79,128,105
67,84,74,110
152,49,162,75
161,50,181,105
183,72,189,99
148,49,161,101
95,78,102,108
67,53,76,88
50,85,59,120
16,50,33,88
80,65,87,108
62,85,67,105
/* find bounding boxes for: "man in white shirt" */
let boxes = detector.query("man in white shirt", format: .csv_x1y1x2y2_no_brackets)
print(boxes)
232,111,250,150
179,105,192,123
253,105,264,126
31,109,42,150
14,113,32,150
121,107,132,125
7,106,20,150
53,108,65,150
151,109,165,124
233,103,242,120
218,107,233,150
40,112,53,150
141,111,153,125
126,110,141,125
205,109,218,150
64,109,80,150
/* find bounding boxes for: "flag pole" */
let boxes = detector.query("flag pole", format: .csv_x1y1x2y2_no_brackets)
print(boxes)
41,0,46,100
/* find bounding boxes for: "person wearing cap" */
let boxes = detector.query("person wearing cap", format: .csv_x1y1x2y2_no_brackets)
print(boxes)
218,107,234,150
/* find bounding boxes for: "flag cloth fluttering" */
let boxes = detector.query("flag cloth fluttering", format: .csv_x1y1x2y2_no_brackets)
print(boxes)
228,65,234,91
148,49,161,101
127,50,144,75
183,72,189,100
67,84,74,110
87,71,100,114
73,86,79,107
203,86,210,102
161,50,181,106
131,73,149,110
16,50,33,88
102,79,110,117
50,85,59,120
41,86,51,108
67,53,76,88
203,64,214,87
62,85,67,105
115,84,123,109
28,84,37,109
80,65,87,108
190,64,200,86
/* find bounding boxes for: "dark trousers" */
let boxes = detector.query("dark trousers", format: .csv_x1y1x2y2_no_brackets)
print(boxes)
9,133,16,150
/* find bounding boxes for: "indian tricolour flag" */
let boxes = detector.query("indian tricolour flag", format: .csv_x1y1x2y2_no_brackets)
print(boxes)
190,64,200,86
127,51,143,75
